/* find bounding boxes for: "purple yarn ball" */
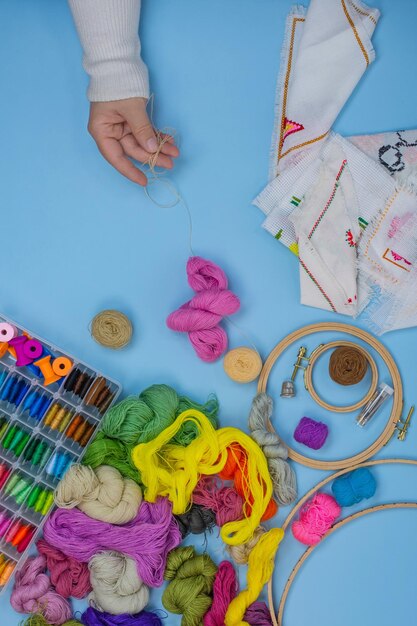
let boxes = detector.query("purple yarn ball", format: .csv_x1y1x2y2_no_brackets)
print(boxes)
81,607,163,626
294,416,328,450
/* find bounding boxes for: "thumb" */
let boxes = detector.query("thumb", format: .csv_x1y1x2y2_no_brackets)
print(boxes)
124,99,159,153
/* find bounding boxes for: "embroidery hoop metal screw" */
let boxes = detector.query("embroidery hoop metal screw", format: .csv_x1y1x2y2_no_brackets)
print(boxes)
386,405,414,444
280,346,309,398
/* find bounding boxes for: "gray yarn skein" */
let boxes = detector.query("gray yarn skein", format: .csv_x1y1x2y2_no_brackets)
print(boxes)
248,393,297,505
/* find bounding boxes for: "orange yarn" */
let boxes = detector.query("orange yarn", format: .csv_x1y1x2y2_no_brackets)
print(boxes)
219,443,277,521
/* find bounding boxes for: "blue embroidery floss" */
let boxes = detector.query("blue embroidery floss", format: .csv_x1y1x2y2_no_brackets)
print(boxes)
331,468,376,506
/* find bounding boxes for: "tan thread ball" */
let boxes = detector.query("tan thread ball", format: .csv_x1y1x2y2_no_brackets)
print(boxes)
224,347,263,383
91,310,133,349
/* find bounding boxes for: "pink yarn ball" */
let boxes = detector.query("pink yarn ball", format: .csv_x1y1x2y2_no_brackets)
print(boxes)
292,493,341,546
167,257,240,362
10,555,72,625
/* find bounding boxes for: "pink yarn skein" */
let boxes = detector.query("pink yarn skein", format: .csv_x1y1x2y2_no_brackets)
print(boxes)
192,476,243,526
203,560,273,626
292,493,341,546
10,555,72,625
203,561,237,626
43,497,181,588
167,256,240,362
37,538,91,599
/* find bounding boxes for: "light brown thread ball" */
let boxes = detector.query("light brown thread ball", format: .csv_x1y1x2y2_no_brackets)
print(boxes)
91,310,133,349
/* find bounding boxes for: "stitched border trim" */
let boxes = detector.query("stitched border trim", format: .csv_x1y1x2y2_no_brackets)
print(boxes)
341,0,370,65
280,131,329,160
299,257,337,312
349,0,377,25
278,17,305,158
308,160,347,239
363,191,399,284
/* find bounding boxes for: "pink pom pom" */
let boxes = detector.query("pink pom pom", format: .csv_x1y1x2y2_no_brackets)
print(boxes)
292,493,341,546
167,257,240,362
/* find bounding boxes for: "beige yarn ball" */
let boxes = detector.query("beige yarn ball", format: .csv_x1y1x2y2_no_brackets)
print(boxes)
226,526,266,564
224,347,263,383
91,310,133,349
55,464,142,524
89,551,149,615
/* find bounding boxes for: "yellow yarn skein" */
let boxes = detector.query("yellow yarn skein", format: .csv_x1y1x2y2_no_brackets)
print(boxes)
131,409,273,546
225,527,284,626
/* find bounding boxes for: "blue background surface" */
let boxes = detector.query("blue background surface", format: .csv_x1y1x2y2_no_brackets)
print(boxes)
1,0,417,624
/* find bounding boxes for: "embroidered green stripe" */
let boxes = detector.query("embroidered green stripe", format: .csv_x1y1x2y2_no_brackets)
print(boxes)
275,229,283,240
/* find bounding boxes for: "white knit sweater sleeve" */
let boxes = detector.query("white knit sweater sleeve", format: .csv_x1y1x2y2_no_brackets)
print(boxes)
68,0,149,102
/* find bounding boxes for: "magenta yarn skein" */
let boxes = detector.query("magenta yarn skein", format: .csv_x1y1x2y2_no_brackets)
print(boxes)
43,497,181,587
203,560,273,626
292,492,341,545
10,555,72,625
167,256,240,362
294,416,329,450
81,607,163,625
203,561,237,626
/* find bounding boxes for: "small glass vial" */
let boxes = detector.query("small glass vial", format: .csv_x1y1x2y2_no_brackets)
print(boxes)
356,383,394,427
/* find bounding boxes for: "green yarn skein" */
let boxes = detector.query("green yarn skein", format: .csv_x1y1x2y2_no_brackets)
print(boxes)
162,546,217,626
82,433,140,484
101,384,219,446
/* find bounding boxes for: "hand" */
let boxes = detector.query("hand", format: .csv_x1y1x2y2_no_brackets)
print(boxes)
88,97,179,186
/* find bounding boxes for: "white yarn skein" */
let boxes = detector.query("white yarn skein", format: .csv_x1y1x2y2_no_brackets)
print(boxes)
55,464,142,524
89,551,150,615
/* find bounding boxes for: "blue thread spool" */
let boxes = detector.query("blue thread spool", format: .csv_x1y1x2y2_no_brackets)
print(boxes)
37,396,52,420
53,453,68,479
14,381,29,407
0,371,7,388
23,391,37,411
45,452,57,477
8,378,20,404
30,394,44,419
1,377,14,401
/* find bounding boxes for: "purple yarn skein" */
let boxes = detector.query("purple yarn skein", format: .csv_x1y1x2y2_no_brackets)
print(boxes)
245,601,273,625
81,607,163,626
294,416,328,450
43,497,181,587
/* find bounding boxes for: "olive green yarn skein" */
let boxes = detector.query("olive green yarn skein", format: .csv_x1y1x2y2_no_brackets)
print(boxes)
162,546,217,626
20,617,82,626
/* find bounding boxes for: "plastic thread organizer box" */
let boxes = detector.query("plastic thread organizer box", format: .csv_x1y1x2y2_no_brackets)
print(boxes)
0,315,122,593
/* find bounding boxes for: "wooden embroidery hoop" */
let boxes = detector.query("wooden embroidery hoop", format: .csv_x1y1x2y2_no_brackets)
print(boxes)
257,322,403,470
268,458,417,626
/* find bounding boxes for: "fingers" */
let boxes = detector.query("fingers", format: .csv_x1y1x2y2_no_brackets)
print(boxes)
96,136,147,186
120,135,174,170
158,134,180,158
123,100,159,154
